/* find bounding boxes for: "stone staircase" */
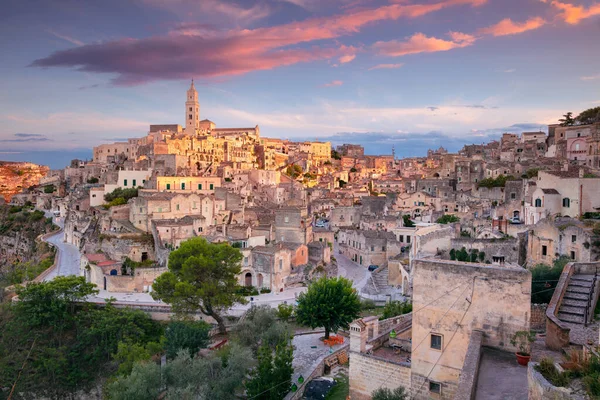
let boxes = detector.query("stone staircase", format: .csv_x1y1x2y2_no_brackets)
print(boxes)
557,274,596,325
362,266,395,295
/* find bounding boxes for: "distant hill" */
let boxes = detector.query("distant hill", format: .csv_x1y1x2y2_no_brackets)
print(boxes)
0,161,49,202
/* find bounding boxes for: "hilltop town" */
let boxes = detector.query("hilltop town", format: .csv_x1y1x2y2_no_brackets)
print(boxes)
4,82,600,399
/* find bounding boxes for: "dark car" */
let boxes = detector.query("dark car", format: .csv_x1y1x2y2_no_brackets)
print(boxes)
368,265,378,272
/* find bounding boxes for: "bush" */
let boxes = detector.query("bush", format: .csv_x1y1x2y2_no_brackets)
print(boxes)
164,320,211,358
361,299,377,311
436,214,459,224
236,286,259,296
536,357,571,387
477,175,516,189
104,187,138,202
380,301,412,320
402,215,415,227
372,386,407,400
103,197,127,209
43,184,55,193
276,303,294,322
530,256,570,304
87,177,99,184
260,287,271,294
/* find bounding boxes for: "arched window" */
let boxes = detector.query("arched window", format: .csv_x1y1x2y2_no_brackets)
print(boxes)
563,198,570,208
535,198,542,207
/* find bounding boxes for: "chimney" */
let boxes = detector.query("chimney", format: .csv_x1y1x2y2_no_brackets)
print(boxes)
579,168,585,178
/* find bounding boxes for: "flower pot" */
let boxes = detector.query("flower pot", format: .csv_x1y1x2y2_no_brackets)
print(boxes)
515,352,531,366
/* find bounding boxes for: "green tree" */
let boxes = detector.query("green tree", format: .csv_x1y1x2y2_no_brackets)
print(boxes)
331,150,342,160
295,276,360,339
531,256,571,304
233,305,292,354
402,215,415,228
164,320,211,358
372,386,408,400
113,341,152,376
105,361,162,400
381,301,412,320
246,341,293,400
276,303,294,322
43,184,55,193
285,164,303,179
104,187,139,202
559,111,575,126
576,106,600,125
15,275,98,329
87,177,99,184
151,237,246,333
436,214,460,224
526,168,540,179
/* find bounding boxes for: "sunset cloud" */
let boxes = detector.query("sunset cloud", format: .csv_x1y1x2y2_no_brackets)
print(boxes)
46,29,84,46
581,73,600,81
322,80,344,87
31,0,486,85
479,17,545,36
373,32,475,57
368,63,405,70
549,1,600,24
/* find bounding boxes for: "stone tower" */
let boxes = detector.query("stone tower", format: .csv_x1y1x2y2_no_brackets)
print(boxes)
185,80,199,135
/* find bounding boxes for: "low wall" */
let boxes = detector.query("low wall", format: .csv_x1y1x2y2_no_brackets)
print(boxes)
455,330,483,400
449,237,519,264
527,362,574,400
546,263,575,350
349,351,411,400
286,345,349,400
33,229,62,282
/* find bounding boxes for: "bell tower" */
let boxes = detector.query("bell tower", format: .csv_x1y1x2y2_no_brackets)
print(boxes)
185,79,199,135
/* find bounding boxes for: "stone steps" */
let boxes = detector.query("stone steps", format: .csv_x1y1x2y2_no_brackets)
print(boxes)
562,298,588,308
557,313,585,324
558,305,586,316
564,292,588,301
566,285,591,294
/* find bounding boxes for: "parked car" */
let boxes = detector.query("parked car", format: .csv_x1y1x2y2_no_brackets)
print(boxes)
510,217,522,224
368,265,378,272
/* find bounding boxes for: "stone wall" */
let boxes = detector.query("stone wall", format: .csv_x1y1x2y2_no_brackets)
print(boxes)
449,237,520,264
454,330,483,400
349,352,411,400
531,304,548,331
527,362,573,400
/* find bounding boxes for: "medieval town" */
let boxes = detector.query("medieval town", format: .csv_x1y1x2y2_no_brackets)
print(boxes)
1,78,600,400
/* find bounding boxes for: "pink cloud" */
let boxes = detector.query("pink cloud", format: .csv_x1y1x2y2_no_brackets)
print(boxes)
31,0,486,85
549,1,600,24
479,17,545,36
339,54,356,64
368,63,404,70
373,32,475,57
322,80,344,87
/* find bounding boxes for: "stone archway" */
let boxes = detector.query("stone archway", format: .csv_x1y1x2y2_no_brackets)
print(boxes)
245,272,252,287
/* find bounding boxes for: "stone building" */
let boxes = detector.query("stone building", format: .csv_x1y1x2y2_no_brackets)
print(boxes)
348,259,531,399
337,229,401,267
527,218,600,266
274,206,313,244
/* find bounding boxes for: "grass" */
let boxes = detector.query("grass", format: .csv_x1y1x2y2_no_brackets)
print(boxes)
325,372,349,400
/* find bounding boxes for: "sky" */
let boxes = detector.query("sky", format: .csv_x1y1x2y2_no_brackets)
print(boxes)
1,0,599,168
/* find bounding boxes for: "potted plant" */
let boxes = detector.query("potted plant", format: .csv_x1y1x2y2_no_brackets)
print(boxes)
510,331,535,366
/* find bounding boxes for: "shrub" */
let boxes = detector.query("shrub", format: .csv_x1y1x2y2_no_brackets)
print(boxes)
87,177,99,184
260,287,271,294
536,357,571,387
360,299,377,311
43,184,55,193
436,214,460,224
372,386,407,400
380,301,412,320
276,303,294,322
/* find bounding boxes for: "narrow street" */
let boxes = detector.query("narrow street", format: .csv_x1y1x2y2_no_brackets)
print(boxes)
42,214,81,280
334,241,371,291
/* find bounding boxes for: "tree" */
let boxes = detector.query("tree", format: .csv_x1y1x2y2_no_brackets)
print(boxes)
402,215,415,228
285,164,303,179
559,112,575,126
15,275,98,329
151,237,246,333
164,320,211,358
295,276,361,339
233,305,292,354
372,386,408,400
245,341,294,400
87,177,99,184
436,214,460,224
276,303,294,322
381,301,412,320
105,361,162,400
43,184,55,193
576,106,600,125
531,256,570,304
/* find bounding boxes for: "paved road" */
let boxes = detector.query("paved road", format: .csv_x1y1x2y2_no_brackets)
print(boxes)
43,214,82,281
334,242,370,291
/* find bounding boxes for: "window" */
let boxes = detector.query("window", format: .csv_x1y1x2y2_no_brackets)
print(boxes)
176,204,180,211
563,198,570,208
511,192,516,200
198,227,203,232
210,184,214,190
571,251,576,260
140,207,143,212
279,259,283,270
431,334,442,350
166,183,171,190
576,143,580,151
542,245,547,256
429,381,442,394
399,235,404,242
124,179,128,186
198,184,202,190
382,246,386,251
189,114,192,120
535,198,542,207
181,182,185,190
284,216,289,223
189,107,192,112
371,245,374,251
132,179,136,187
406,236,411,243
572,235,577,243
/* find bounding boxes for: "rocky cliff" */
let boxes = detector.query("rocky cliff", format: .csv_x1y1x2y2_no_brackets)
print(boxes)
0,161,49,202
